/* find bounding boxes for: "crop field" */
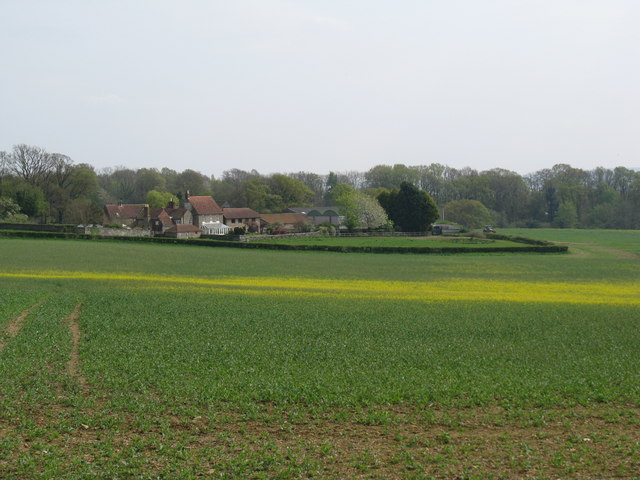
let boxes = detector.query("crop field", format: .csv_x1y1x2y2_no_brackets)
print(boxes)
1,230,639,478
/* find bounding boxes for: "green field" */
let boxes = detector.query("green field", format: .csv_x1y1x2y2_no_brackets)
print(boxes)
256,234,525,248
1,230,639,478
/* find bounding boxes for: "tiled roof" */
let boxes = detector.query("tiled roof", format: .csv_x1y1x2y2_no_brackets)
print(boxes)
223,207,260,219
166,207,188,219
188,196,222,215
104,204,148,220
260,213,311,225
166,224,201,233
150,208,179,227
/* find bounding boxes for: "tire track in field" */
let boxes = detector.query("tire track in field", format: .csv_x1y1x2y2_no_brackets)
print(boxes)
0,300,44,351
65,303,89,393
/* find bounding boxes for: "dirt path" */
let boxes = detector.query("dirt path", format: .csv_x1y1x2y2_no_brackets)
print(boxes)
0,300,44,351
66,303,89,392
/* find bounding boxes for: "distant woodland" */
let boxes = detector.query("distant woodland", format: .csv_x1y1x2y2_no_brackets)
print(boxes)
1,144,639,229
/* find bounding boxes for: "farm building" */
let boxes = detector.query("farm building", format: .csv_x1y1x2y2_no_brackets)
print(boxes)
260,213,312,232
223,207,261,232
287,207,342,226
164,224,202,239
431,223,462,235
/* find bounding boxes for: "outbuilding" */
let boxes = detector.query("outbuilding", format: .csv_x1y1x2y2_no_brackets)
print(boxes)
164,224,202,239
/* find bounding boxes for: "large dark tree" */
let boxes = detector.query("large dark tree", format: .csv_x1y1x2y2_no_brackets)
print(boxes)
378,182,439,232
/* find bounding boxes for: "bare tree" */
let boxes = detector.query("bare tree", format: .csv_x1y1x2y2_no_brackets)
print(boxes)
6,144,56,187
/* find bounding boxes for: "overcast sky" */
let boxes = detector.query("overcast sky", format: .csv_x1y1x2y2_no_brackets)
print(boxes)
1,0,638,177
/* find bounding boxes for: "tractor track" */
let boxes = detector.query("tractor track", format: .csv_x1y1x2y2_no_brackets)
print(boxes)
0,299,45,352
65,302,89,393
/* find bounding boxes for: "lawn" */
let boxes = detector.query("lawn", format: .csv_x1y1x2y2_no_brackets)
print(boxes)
1,230,639,478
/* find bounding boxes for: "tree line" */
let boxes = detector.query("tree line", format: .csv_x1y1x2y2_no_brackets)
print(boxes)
1,144,639,230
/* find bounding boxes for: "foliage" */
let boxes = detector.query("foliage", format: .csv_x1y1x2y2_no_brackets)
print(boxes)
444,199,495,228
553,200,578,228
335,186,389,231
61,198,103,225
242,178,283,212
0,196,21,218
145,189,174,208
378,182,439,231
267,174,314,207
3,144,640,230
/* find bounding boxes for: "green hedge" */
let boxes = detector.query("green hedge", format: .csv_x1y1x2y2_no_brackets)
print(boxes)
0,230,568,254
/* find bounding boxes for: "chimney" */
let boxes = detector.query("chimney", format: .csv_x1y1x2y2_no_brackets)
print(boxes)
168,198,175,209
185,190,190,199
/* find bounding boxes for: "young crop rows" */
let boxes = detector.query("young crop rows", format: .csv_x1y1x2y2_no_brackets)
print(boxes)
1,232,639,478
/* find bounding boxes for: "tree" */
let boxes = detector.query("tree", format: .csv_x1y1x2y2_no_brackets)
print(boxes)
5,144,55,187
0,196,21,218
134,168,166,201
323,172,339,204
288,172,325,205
10,181,47,218
267,174,314,208
101,168,137,204
553,201,578,228
334,186,388,231
0,196,28,223
365,164,419,190
443,199,495,228
146,190,174,208
353,194,389,230
378,182,439,232
243,178,283,212
212,168,259,206
177,169,211,195
62,198,103,225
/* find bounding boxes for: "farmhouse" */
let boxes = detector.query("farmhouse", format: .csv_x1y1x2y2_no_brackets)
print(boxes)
184,193,223,228
105,193,317,237
223,207,261,232
103,203,151,228
149,208,173,234
106,193,224,236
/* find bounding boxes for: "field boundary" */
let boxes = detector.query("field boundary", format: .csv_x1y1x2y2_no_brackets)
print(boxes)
0,230,569,254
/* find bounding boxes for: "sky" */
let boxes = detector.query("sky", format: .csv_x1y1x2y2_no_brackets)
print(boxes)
1,0,638,178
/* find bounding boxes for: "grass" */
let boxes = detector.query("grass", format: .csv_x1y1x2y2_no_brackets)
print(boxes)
1,229,639,478
502,228,640,255
257,234,524,248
